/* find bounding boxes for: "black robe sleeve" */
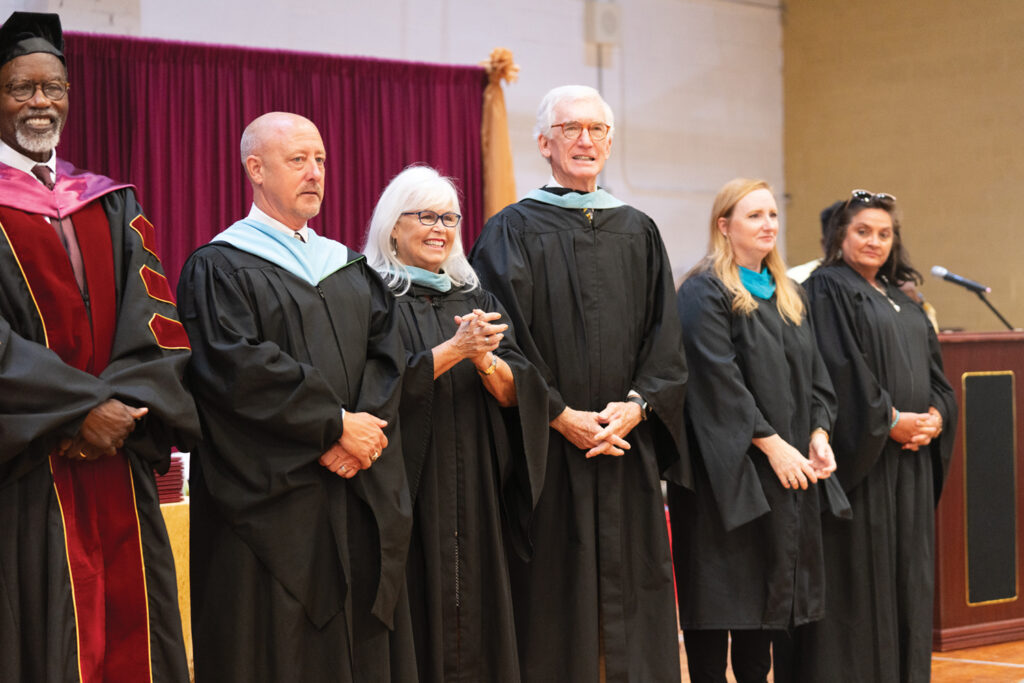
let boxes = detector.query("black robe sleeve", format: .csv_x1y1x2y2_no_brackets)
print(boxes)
469,208,568,420
804,270,895,492
677,273,772,530
926,323,958,500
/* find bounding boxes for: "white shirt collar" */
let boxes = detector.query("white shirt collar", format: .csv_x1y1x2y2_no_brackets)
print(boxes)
545,174,563,189
0,140,56,182
247,203,310,242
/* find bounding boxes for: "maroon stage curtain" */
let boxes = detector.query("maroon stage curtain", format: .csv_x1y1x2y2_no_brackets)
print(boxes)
60,33,486,289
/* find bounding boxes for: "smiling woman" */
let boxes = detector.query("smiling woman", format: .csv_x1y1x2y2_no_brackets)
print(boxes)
362,164,549,683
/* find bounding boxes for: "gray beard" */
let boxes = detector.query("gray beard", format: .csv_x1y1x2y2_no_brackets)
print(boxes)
15,127,60,156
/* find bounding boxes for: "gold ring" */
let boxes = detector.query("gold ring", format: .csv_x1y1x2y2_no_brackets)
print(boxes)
371,452,380,462
340,464,348,473
79,451,88,459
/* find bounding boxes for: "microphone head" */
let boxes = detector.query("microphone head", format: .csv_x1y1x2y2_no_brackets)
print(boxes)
931,265,948,278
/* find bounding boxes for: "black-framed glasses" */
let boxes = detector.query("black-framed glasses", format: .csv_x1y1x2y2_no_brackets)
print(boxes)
401,210,461,228
4,80,69,102
550,121,611,141
846,188,897,208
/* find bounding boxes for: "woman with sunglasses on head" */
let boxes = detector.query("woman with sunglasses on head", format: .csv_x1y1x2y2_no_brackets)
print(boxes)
363,165,548,683
668,178,845,683
795,190,957,682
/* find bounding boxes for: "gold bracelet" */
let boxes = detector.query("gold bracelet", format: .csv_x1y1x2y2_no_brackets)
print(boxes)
477,354,498,376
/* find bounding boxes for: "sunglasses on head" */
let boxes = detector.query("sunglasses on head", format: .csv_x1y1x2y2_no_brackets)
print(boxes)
846,188,897,208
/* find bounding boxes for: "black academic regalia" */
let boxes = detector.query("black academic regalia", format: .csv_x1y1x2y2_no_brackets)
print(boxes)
667,270,837,633
177,244,417,683
469,191,689,683
394,282,548,683
795,262,957,683
0,187,199,683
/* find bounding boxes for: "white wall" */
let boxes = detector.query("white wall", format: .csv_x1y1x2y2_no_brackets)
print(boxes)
2,0,784,277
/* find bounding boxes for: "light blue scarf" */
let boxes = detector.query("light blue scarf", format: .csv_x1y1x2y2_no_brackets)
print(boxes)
212,218,358,286
524,187,626,209
739,264,776,299
405,265,452,293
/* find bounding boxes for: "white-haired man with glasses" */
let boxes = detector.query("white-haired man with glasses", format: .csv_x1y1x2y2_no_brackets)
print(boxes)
470,84,690,682
0,11,199,682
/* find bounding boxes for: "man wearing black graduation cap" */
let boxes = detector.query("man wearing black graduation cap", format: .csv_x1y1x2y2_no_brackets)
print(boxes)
469,85,689,682
0,11,199,683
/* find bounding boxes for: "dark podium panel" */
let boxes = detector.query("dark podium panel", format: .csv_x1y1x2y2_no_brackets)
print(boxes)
934,332,1024,651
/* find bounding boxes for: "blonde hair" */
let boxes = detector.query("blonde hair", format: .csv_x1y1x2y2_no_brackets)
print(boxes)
689,178,804,325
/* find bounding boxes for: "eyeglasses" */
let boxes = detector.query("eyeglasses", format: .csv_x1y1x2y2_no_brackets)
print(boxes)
550,121,611,142
4,80,69,102
401,210,461,228
846,188,897,208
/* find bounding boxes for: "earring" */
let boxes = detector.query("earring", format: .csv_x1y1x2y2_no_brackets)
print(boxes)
391,238,398,257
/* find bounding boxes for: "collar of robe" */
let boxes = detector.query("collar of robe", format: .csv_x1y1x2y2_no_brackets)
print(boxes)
212,218,359,286
403,264,452,293
525,186,626,209
738,264,776,299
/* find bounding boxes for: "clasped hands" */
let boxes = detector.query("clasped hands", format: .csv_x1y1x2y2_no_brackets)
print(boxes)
755,430,836,490
551,401,644,459
58,398,148,461
889,406,942,451
451,308,507,372
318,411,388,479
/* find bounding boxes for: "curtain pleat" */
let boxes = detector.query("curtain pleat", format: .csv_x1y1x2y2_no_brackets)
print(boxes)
61,33,486,289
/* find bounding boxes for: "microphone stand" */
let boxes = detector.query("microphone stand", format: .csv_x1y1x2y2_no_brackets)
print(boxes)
976,291,1014,330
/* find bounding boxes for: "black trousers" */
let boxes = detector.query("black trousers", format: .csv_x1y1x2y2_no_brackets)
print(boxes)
683,628,777,683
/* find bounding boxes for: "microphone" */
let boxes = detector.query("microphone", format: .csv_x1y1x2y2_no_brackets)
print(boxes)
931,266,991,294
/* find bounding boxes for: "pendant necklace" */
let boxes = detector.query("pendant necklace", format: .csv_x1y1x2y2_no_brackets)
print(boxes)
872,279,900,312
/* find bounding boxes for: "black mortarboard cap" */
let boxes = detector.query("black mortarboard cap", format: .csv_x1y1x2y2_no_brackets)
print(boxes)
0,12,65,69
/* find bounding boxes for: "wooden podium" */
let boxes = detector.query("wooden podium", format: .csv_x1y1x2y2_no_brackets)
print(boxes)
934,331,1024,650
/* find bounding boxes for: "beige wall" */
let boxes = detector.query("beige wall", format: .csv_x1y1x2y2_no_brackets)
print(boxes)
783,0,1024,331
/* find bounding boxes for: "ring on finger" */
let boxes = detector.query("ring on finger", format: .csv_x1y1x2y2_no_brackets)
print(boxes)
340,464,348,473
371,451,380,462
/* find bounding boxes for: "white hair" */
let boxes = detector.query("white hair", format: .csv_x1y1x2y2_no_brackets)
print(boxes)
533,85,615,141
363,165,479,295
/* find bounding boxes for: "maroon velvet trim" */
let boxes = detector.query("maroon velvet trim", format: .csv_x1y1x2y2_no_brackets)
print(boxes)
148,313,191,350
139,264,175,304
128,214,159,260
0,206,92,369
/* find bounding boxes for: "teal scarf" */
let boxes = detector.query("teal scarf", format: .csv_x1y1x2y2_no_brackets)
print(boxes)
739,265,776,299
405,265,452,293
524,187,626,209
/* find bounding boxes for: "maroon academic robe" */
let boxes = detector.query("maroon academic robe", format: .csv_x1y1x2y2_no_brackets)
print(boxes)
0,160,199,683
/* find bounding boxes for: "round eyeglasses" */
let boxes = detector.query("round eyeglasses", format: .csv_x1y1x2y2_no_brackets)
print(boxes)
4,80,69,103
550,121,611,142
401,210,461,228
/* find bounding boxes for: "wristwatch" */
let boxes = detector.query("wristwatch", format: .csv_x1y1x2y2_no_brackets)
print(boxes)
626,393,648,420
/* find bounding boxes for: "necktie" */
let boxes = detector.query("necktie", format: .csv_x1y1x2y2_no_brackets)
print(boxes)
31,164,87,294
293,230,305,243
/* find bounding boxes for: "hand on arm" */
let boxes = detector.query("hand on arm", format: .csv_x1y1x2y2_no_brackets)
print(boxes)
59,399,148,460
753,433,819,490
318,441,362,479
337,411,388,469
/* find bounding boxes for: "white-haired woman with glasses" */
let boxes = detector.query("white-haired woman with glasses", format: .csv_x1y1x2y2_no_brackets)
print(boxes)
794,190,957,683
363,165,548,683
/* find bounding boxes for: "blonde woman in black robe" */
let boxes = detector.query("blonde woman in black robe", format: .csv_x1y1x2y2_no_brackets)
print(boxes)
668,178,842,683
